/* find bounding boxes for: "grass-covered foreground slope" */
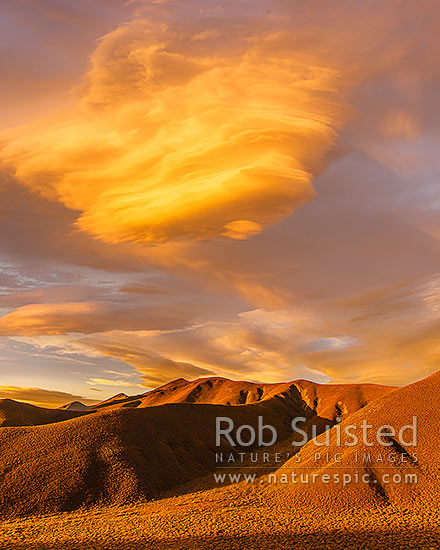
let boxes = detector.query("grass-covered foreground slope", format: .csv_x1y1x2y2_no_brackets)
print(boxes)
0,395,309,517
0,478,439,549
0,372,438,548
0,374,396,517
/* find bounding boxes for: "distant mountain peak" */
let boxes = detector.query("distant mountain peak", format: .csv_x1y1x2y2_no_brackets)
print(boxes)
58,401,89,411
91,393,129,408
110,393,128,400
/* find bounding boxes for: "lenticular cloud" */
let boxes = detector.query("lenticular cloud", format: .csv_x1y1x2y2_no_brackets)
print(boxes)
0,16,345,244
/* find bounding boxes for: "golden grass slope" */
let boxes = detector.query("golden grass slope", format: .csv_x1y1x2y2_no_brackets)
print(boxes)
273,370,440,508
0,376,396,517
0,372,438,548
101,376,395,422
0,396,305,517
91,393,128,409
1,493,439,550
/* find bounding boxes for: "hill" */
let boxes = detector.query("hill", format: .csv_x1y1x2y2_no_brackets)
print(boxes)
0,372,439,548
0,399,90,427
273,370,440,508
95,376,395,424
0,396,304,517
0,370,439,548
0,376,394,517
58,401,90,412
91,393,128,409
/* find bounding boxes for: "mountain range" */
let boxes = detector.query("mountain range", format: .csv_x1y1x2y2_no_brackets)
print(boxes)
0,372,438,548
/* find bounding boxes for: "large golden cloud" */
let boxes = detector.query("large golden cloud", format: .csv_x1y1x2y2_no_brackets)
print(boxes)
0,20,344,244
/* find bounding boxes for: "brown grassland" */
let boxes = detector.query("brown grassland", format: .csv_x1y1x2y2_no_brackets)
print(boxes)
0,374,438,549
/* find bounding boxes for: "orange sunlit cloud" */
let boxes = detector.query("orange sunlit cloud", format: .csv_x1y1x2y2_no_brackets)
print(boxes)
0,20,345,245
77,276,440,388
0,301,193,335
0,385,99,408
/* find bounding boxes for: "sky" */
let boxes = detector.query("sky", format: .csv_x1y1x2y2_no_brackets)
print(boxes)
0,0,439,407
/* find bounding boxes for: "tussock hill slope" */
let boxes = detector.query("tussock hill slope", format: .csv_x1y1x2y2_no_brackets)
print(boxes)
104,376,395,424
91,393,128,409
0,396,305,517
2,367,440,550
0,399,90,427
276,370,440,508
0,376,396,517
0,373,439,549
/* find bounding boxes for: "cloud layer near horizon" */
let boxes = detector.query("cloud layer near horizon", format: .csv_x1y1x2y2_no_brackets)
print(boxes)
76,274,440,387
0,385,99,408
